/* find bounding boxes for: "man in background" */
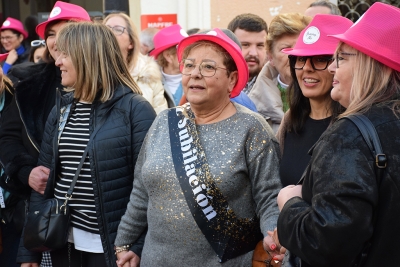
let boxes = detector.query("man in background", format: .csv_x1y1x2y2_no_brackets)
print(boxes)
228,13,268,94
140,27,159,55
305,0,342,17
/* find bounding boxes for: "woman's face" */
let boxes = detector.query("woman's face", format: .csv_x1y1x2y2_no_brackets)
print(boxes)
296,56,334,102
33,46,46,63
1,29,24,51
55,52,77,88
328,43,357,108
268,34,299,85
182,45,237,109
104,16,133,61
46,21,67,60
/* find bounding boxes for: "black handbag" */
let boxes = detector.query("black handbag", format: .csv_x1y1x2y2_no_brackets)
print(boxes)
23,107,107,252
23,144,89,252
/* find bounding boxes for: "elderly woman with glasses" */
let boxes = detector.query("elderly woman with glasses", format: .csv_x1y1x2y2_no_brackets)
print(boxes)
103,13,169,114
113,29,282,267
276,15,352,187
274,3,400,266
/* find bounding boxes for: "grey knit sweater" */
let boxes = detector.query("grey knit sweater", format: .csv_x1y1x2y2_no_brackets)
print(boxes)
115,103,282,266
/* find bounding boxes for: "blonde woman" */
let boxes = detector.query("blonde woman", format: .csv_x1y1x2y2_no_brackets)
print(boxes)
103,13,170,113
276,3,400,266
21,22,156,267
251,13,311,132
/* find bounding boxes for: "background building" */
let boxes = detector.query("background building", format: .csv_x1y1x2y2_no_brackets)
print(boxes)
1,0,399,34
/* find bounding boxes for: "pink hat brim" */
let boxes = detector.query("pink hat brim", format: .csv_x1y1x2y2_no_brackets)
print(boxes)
149,43,177,59
177,31,248,98
0,53,9,61
330,33,400,73
283,47,336,56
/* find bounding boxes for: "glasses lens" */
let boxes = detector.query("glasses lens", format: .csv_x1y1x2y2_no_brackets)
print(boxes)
112,26,125,35
200,62,217,77
180,59,194,75
294,56,307,70
311,56,332,70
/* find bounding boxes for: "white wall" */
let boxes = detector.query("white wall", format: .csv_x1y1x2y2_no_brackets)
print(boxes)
138,0,211,31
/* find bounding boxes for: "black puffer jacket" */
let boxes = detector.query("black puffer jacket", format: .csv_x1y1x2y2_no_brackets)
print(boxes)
278,105,400,267
17,85,156,266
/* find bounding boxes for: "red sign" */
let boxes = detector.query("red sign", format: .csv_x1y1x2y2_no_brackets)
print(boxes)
141,14,177,30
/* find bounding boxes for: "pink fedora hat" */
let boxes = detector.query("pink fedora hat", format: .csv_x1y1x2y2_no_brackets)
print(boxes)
0,53,9,62
330,2,400,72
150,24,188,59
283,14,353,56
177,28,248,98
36,1,91,39
1,17,28,39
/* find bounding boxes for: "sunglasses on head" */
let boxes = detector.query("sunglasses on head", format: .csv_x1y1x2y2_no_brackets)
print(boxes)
31,40,46,47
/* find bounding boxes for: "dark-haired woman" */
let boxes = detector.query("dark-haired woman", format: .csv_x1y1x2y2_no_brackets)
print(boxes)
276,14,352,186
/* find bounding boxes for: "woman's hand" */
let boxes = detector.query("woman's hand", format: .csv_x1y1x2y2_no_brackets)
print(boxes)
116,250,140,267
265,228,286,262
5,49,18,65
28,166,50,194
277,185,302,211
267,228,286,261
21,263,39,267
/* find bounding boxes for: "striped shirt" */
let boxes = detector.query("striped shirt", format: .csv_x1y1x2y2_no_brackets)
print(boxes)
55,102,99,234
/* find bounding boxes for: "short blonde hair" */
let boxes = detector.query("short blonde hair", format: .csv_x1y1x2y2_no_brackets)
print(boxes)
157,46,176,68
103,13,140,70
266,13,311,53
56,22,142,103
339,42,400,117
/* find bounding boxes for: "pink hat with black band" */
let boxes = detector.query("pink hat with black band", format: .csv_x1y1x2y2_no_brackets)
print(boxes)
283,14,353,56
1,17,28,39
177,28,248,98
36,1,91,39
150,24,188,59
0,53,9,62
329,2,400,72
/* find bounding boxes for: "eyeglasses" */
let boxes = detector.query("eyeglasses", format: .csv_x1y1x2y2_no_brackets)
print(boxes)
31,40,46,47
180,59,228,77
107,25,126,36
0,35,17,41
335,52,357,68
290,55,334,71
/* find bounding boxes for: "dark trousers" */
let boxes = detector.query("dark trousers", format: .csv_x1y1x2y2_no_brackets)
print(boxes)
51,242,107,267
0,222,20,267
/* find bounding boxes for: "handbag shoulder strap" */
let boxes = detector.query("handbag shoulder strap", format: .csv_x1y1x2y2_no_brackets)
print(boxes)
64,106,109,198
344,114,387,181
343,113,386,267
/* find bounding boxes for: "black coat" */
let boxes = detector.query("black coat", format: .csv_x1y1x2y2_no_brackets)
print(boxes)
277,105,400,267
17,85,156,266
0,62,62,197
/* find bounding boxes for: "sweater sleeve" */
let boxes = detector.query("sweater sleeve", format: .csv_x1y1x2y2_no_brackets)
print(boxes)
246,118,282,235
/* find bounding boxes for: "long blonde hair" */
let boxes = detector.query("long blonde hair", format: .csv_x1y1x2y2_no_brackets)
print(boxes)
103,13,140,70
56,22,142,103
339,42,400,118
0,74,12,95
